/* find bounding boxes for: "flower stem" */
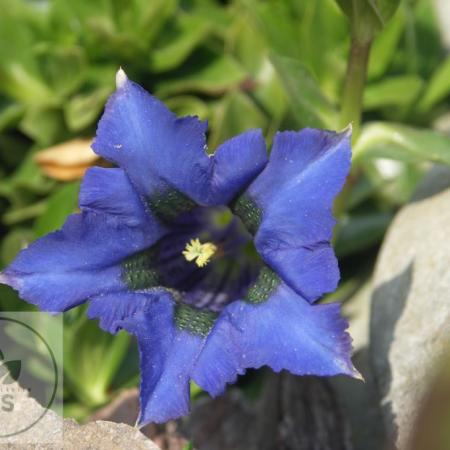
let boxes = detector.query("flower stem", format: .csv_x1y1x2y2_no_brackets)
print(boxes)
334,36,373,220
340,37,372,139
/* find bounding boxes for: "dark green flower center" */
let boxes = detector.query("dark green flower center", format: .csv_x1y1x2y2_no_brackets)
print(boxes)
122,190,274,337
231,194,262,235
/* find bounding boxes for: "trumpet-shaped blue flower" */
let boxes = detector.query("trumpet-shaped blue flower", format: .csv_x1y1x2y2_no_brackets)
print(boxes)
0,69,359,425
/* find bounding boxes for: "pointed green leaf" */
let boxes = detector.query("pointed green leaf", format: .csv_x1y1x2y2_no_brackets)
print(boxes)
336,0,400,41
335,212,393,257
354,122,450,166
157,55,247,96
418,56,450,113
364,75,423,110
0,360,21,384
150,14,211,73
64,313,130,406
271,54,337,128
34,182,80,237
1,228,35,266
64,85,112,131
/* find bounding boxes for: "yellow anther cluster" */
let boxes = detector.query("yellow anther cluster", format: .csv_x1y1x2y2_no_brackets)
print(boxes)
182,238,217,267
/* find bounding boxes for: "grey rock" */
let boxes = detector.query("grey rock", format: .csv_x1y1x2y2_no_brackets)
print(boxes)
0,382,160,449
411,164,450,202
0,381,63,448
188,373,353,450
370,187,450,449
330,281,387,450
331,348,386,450
62,420,161,450
90,388,189,450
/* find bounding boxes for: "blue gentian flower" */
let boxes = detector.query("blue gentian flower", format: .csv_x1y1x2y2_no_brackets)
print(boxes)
0,69,359,425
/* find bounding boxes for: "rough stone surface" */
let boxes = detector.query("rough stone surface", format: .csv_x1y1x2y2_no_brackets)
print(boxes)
90,388,189,450
188,373,353,450
62,420,161,450
411,165,450,202
0,383,160,449
370,186,450,449
0,381,63,448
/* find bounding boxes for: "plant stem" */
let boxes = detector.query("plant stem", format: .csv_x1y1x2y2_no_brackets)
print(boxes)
334,36,373,221
340,37,372,139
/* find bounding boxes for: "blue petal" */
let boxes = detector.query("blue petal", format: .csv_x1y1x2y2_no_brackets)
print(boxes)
0,212,159,313
193,282,358,395
117,281,356,423
1,165,165,313
120,295,205,425
93,74,267,206
210,129,267,204
87,290,164,334
246,128,351,302
79,167,160,229
92,77,208,203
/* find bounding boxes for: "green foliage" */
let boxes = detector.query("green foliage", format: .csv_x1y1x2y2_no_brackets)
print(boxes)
0,0,448,423
336,0,401,41
63,310,132,406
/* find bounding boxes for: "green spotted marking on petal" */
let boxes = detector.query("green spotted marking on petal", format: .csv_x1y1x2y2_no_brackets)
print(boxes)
122,248,161,290
174,303,218,337
147,188,197,223
231,194,262,235
245,265,280,304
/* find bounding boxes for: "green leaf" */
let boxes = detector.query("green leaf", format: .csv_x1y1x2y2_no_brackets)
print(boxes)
336,0,382,40
19,108,65,146
1,228,35,266
2,151,55,200
208,91,266,150
0,64,58,108
335,212,392,257
37,45,87,98
418,56,450,113
64,85,112,131
376,0,402,23
363,75,423,110
271,54,337,128
239,0,301,60
164,96,209,120
0,103,24,132
354,122,450,166
64,313,130,406
336,0,400,41
34,182,80,237
346,175,378,210
0,0,58,107
150,14,211,73
362,158,426,206
190,381,203,399
157,55,247,96
0,284,29,310
368,9,404,80
0,360,21,384
2,202,47,226
123,0,179,48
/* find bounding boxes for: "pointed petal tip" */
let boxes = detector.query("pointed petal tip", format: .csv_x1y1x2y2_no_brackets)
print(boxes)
0,272,10,285
337,122,353,139
116,67,128,90
341,123,353,139
353,368,365,382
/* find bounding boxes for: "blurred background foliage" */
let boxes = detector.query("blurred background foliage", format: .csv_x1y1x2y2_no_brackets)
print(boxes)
0,0,449,422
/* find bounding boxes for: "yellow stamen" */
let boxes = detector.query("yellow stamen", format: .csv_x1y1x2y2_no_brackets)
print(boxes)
182,238,217,267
